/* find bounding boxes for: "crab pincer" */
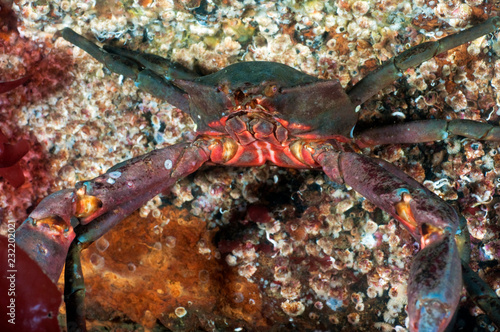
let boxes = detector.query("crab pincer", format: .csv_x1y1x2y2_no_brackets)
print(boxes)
299,144,461,331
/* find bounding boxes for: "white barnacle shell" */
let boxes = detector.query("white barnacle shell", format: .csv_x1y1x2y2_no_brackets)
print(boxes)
164,159,173,170
108,171,122,179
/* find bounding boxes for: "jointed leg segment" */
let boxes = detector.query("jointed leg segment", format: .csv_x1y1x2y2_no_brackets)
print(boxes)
54,28,194,110
348,16,500,106
355,119,500,147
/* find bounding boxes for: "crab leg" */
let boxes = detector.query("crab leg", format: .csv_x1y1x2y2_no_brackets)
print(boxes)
355,119,500,147
461,263,500,326
309,145,461,332
348,16,500,106
16,141,210,284
455,217,500,327
54,28,194,111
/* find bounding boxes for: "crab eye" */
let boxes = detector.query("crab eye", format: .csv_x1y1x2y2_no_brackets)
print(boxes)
264,84,278,97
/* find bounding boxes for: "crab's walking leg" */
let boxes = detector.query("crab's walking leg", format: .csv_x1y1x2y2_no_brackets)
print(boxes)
54,28,195,111
16,141,210,285
348,16,500,106
355,119,500,147
461,263,500,326
307,144,461,332
455,217,500,327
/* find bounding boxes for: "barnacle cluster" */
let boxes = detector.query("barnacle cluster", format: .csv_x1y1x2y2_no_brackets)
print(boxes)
1,0,499,331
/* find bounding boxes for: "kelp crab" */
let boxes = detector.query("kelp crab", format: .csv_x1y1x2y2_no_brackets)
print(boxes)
15,17,500,331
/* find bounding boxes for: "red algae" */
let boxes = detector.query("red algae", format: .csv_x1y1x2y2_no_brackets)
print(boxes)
0,129,29,188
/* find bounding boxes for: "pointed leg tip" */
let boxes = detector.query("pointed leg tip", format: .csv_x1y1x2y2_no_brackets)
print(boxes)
53,27,73,42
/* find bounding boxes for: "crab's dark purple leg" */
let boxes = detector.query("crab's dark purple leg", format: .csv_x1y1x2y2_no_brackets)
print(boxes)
455,216,500,327
296,142,462,332
354,119,500,147
460,263,500,326
348,16,500,107
54,28,195,111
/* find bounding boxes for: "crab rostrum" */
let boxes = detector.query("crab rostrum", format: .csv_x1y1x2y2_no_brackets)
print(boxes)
15,17,500,332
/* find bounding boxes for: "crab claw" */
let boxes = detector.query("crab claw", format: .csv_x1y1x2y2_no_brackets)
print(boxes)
314,151,463,332
16,189,77,283
410,301,453,332
407,232,462,332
